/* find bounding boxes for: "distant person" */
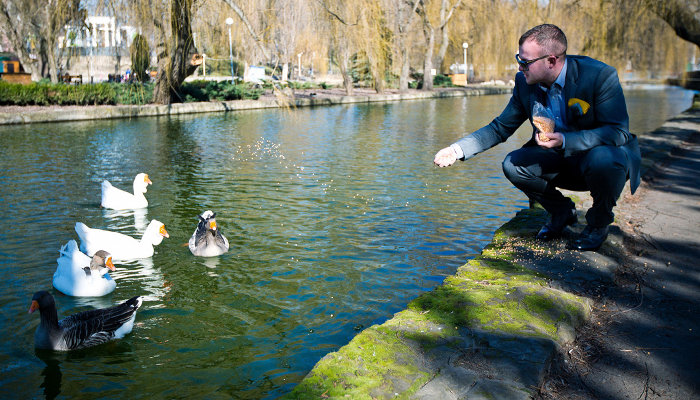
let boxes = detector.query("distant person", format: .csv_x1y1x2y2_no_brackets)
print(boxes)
433,24,640,251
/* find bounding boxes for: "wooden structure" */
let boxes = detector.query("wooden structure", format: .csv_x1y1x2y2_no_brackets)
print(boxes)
0,52,31,84
450,73,467,86
62,74,83,84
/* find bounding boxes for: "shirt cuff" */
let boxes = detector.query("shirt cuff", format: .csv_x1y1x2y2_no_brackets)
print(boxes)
450,143,464,159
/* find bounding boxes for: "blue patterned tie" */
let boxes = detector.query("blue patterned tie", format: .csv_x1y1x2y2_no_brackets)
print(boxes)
548,84,566,132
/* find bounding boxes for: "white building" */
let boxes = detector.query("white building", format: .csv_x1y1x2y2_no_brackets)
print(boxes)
60,16,138,50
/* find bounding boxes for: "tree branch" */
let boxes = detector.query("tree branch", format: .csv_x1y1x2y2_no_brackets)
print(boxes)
220,0,270,60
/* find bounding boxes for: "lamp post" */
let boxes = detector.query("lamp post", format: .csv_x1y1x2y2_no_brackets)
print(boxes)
226,17,234,82
462,42,468,86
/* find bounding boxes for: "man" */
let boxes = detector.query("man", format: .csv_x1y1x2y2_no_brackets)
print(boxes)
434,24,640,251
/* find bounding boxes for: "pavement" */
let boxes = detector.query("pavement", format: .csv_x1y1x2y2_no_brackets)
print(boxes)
287,103,700,399
536,105,700,399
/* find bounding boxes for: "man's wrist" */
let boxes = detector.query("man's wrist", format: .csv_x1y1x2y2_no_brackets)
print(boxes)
450,143,464,159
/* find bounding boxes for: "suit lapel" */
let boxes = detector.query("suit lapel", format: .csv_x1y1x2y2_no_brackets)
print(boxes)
564,58,579,123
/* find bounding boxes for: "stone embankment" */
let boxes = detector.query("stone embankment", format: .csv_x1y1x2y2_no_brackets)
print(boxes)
0,86,511,125
284,98,700,399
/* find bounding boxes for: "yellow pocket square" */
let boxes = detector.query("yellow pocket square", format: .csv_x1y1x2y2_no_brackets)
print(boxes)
568,98,590,115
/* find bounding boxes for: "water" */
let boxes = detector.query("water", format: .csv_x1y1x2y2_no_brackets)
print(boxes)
0,86,693,399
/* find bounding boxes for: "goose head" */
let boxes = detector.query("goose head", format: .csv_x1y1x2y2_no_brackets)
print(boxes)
29,290,55,315
198,210,218,232
88,250,116,276
144,220,169,246
133,173,152,195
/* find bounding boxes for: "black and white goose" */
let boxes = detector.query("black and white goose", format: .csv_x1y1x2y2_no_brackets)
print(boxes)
28,291,142,351
189,210,229,257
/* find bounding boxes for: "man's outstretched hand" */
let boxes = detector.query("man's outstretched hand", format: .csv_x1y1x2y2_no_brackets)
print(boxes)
434,147,458,167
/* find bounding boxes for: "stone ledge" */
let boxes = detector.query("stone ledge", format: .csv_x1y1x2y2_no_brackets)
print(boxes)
0,86,512,125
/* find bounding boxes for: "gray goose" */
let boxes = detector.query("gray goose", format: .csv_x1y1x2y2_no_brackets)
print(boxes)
29,291,142,351
189,210,230,257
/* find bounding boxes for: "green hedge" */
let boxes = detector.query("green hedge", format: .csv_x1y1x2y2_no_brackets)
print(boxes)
179,80,264,102
0,81,155,106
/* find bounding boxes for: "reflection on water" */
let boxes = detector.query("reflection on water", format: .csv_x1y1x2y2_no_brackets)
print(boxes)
36,350,62,400
102,208,149,234
0,87,693,399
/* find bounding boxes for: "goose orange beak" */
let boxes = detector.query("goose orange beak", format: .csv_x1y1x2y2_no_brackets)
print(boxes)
144,174,152,185
159,225,170,238
29,300,39,314
210,220,217,230
106,257,116,271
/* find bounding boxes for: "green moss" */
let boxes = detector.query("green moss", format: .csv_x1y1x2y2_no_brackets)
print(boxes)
285,326,430,399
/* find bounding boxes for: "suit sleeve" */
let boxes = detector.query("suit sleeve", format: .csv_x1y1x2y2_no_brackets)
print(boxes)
563,66,631,156
453,76,528,160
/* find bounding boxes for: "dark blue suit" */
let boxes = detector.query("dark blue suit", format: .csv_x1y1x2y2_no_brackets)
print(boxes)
454,55,641,227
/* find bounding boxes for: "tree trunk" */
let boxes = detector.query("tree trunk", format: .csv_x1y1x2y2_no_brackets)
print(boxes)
422,25,435,91
399,45,410,92
436,20,450,74
153,0,200,105
339,47,353,96
0,5,40,80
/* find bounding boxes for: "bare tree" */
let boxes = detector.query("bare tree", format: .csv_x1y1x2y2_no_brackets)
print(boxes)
415,0,461,90
0,0,85,82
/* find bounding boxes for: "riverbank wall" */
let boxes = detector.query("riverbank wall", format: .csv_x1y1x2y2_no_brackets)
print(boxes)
283,98,700,399
0,86,511,126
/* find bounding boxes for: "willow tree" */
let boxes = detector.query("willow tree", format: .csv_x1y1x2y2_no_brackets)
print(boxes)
415,0,462,90
641,0,700,48
386,0,420,92
0,0,85,82
316,0,363,94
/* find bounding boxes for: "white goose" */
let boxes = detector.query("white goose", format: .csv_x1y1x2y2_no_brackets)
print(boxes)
75,220,169,261
29,290,142,351
189,210,230,257
101,173,152,210
53,240,117,297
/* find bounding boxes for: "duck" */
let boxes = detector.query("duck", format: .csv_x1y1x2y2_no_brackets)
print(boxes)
75,220,169,261
29,290,142,351
189,210,229,257
101,173,152,210
53,240,117,297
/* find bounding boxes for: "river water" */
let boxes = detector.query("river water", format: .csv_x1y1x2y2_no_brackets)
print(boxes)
0,85,693,399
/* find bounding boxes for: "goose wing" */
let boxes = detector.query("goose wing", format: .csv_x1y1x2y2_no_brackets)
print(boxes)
58,296,142,349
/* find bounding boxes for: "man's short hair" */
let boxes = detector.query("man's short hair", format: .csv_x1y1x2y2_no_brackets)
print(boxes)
519,24,567,56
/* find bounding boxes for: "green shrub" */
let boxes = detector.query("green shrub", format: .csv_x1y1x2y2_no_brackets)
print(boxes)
179,80,264,102
433,74,453,87
113,83,154,105
130,34,151,82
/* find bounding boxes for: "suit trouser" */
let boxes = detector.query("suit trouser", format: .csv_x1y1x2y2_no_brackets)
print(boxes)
502,144,629,228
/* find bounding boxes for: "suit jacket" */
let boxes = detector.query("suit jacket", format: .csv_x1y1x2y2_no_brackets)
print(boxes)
454,55,641,194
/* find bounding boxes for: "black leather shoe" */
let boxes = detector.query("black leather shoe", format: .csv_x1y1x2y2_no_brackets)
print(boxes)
536,208,577,241
569,225,609,251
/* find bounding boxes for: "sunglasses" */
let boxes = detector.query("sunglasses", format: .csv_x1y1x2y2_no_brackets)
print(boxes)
515,53,562,71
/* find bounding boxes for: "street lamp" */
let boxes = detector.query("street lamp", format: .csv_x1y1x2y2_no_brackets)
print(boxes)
226,17,234,82
462,42,468,86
